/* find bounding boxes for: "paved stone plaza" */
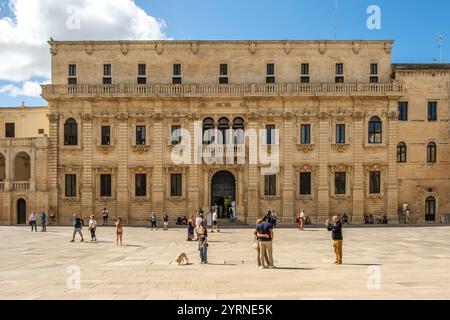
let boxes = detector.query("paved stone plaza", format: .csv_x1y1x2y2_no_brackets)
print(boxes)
0,225,449,300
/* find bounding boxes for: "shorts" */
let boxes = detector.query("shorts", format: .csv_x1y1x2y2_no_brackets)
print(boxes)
74,228,82,232
213,220,217,225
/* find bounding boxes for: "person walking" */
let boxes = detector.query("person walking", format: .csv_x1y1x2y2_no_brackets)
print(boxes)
254,219,270,268
326,215,343,265
212,209,219,233
256,217,275,269
115,217,123,245
187,215,195,241
198,222,208,264
195,212,202,240
162,211,169,231
29,211,38,232
70,214,84,242
40,209,47,232
300,209,306,230
88,215,97,241
405,208,410,224
271,210,278,228
150,212,157,230
101,207,109,226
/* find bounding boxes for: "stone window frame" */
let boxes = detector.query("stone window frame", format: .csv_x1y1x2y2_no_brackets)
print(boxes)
363,113,387,148
168,121,183,146
129,166,152,202
94,167,116,201
95,117,116,148
363,164,386,199
426,99,439,122
102,62,113,84
294,164,317,201
67,62,78,84
164,166,187,200
329,164,353,199
59,114,82,150
259,166,281,200
369,60,379,83
219,62,229,84
136,61,147,84
330,114,352,152
130,117,151,148
295,116,317,152
265,61,276,83
61,166,81,201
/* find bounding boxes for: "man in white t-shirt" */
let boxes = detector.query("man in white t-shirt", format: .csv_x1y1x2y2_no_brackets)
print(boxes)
300,210,306,230
195,213,203,240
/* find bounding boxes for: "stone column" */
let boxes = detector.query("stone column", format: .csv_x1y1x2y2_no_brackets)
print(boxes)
187,114,199,214
246,104,260,224
237,166,244,221
203,168,209,211
386,109,399,223
281,112,294,224
151,107,164,215
352,111,365,223
116,110,130,223
317,111,330,222
80,111,94,221
47,110,60,223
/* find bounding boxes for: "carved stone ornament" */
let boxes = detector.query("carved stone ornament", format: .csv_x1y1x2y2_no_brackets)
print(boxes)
318,42,327,55
152,112,164,120
318,111,329,120
299,195,313,203
352,111,365,120
49,42,58,56
81,113,93,121
331,144,350,153
387,111,398,120
248,42,257,55
97,145,114,154
133,197,147,205
283,41,293,55
132,145,150,154
190,42,200,55
352,42,360,55
85,44,94,55
121,43,129,56
155,42,164,55
384,42,392,54
116,112,129,120
283,111,294,120
188,112,199,120
296,144,315,153
48,112,60,123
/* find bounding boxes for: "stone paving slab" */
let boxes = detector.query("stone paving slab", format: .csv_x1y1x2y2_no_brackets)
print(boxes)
0,226,449,300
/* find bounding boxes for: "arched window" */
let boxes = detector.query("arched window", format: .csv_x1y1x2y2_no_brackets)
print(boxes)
232,117,245,145
64,118,78,146
202,118,215,145
427,142,436,163
218,117,230,144
14,152,31,181
368,116,382,143
425,196,436,221
397,142,407,163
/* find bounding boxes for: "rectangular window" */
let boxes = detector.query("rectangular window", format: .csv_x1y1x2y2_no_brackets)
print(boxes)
173,63,182,83
335,63,344,83
428,101,438,121
68,77,77,85
336,124,345,144
335,172,346,195
68,64,77,76
300,172,312,195
266,124,276,145
100,174,112,197
65,174,76,197
103,77,112,85
170,173,182,197
398,102,408,121
101,126,110,145
370,63,379,83
219,64,228,84
137,77,147,84
135,125,146,145
138,64,146,76
369,171,381,194
300,124,311,144
38,129,44,134
300,63,310,83
135,174,147,197
5,123,15,138
264,174,276,196
266,63,275,83
103,64,112,76
171,125,181,145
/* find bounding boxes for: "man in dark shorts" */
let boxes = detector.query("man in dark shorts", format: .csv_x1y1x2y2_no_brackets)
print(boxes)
71,213,84,242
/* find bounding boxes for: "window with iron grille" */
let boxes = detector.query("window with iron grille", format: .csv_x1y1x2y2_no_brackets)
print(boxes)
100,174,112,197
264,174,276,196
65,174,76,197
135,174,147,197
300,172,311,195
135,126,146,145
171,173,182,196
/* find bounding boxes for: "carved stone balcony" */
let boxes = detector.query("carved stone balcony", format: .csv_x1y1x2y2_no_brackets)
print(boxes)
42,82,403,99
12,181,31,191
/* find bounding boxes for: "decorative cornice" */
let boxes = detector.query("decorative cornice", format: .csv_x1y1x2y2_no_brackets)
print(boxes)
80,112,93,121
296,144,315,153
132,145,150,154
116,112,129,120
331,144,350,153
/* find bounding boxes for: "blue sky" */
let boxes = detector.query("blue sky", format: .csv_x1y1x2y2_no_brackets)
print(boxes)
0,0,449,107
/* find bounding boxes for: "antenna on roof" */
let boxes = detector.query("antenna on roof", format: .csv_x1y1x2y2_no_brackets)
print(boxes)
436,34,444,63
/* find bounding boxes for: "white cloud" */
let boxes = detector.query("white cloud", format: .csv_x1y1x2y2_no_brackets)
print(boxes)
0,0,166,97
0,81,43,97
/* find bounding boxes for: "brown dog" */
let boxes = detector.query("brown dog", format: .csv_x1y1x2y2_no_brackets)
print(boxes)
175,252,190,265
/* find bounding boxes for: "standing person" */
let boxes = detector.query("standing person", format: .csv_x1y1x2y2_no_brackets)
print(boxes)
326,215,343,265
198,222,208,264
40,209,47,232
150,212,157,230
256,217,275,269
300,209,306,229
271,210,278,228
187,215,195,241
207,211,212,229
162,211,169,231
70,214,84,242
88,215,97,241
297,211,302,230
254,219,270,268
405,208,410,224
212,209,219,233
195,212,203,240
115,217,123,245
29,211,38,232
101,207,109,226
266,211,273,224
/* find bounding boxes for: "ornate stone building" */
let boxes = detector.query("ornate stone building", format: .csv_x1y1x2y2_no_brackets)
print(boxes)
0,40,449,225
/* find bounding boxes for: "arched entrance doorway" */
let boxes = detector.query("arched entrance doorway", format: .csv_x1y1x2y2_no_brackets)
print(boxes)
211,170,236,218
425,196,436,222
17,198,26,224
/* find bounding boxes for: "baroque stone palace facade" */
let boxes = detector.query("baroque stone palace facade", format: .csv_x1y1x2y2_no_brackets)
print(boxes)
1,40,449,225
